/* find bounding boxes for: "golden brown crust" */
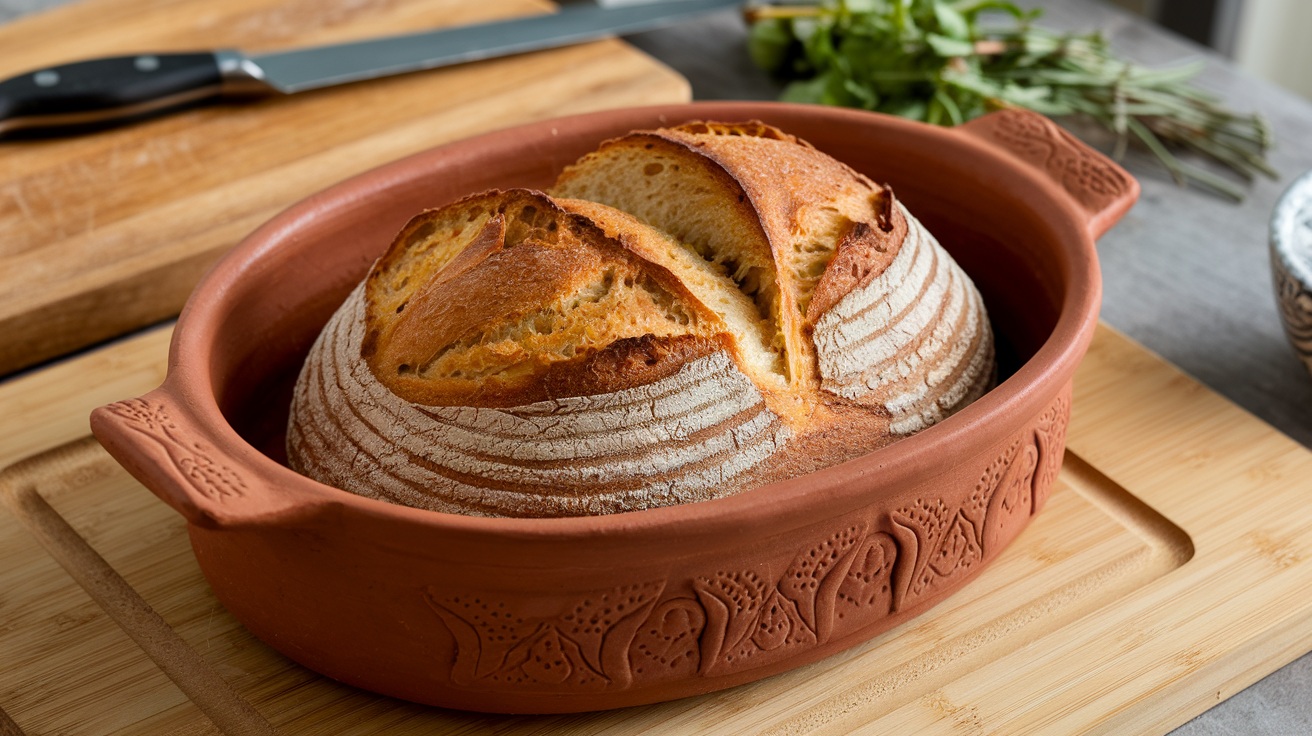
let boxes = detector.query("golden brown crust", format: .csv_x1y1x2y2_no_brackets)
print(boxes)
670,120,808,143
535,333,729,401
806,187,909,321
554,120,904,391
363,189,735,407
753,403,895,483
556,131,772,265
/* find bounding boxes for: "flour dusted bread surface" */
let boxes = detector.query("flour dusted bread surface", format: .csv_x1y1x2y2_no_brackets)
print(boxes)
287,121,995,517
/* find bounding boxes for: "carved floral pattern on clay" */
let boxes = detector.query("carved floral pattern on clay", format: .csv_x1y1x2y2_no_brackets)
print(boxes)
629,598,706,680
104,398,245,503
691,524,905,677
424,582,664,691
1032,393,1071,512
695,569,817,676
423,390,1072,691
832,532,898,635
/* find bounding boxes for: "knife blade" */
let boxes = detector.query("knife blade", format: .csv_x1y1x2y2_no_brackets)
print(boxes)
0,0,740,138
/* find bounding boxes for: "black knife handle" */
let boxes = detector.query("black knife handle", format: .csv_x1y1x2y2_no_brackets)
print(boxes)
0,53,224,137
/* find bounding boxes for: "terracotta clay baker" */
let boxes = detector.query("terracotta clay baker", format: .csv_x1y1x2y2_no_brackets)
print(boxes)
91,102,1137,713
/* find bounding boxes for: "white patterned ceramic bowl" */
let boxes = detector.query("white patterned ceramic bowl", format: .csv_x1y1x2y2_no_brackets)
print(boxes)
1271,171,1312,377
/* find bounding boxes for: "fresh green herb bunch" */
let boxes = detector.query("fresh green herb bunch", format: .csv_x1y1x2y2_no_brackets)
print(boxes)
747,0,1274,201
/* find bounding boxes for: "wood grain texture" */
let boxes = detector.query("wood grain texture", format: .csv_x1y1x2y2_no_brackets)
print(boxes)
0,320,1310,733
0,0,690,377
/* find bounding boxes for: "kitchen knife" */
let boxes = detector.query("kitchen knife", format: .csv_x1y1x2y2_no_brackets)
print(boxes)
0,0,740,137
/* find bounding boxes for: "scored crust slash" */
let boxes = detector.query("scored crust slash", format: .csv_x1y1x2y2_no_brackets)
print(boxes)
286,121,995,518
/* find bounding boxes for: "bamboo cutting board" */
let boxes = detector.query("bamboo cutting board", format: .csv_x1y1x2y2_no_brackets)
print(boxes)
0,0,689,377
1,323,1311,734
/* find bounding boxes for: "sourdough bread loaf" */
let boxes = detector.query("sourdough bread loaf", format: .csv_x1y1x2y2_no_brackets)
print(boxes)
286,122,995,517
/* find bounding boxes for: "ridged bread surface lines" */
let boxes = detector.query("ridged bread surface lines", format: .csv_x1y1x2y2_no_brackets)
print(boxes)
813,205,995,434
287,286,791,517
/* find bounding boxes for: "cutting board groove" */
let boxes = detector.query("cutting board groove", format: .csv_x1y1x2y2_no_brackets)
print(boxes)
2,439,274,736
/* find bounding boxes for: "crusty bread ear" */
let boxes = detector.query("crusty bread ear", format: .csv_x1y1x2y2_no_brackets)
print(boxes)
554,125,791,376
558,197,785,393
552,121,903,389
361,189,746,407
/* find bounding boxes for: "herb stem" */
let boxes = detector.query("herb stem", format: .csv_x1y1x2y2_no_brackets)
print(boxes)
747,0,1275,200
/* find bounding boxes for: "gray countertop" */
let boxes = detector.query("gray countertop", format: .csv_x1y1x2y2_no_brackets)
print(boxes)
4,0,1310,732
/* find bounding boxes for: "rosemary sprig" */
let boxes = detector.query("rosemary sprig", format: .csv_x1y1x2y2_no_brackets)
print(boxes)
746,0,1275,201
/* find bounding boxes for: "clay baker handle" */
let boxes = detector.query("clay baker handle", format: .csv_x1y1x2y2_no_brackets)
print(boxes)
91,387,321,529
959,108,1139,239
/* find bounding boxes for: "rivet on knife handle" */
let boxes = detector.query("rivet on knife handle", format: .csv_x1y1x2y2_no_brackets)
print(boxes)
0,52,228,136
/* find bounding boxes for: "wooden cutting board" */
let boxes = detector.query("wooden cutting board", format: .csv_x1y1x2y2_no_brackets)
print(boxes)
0,0,689,377
1,322,1310,735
